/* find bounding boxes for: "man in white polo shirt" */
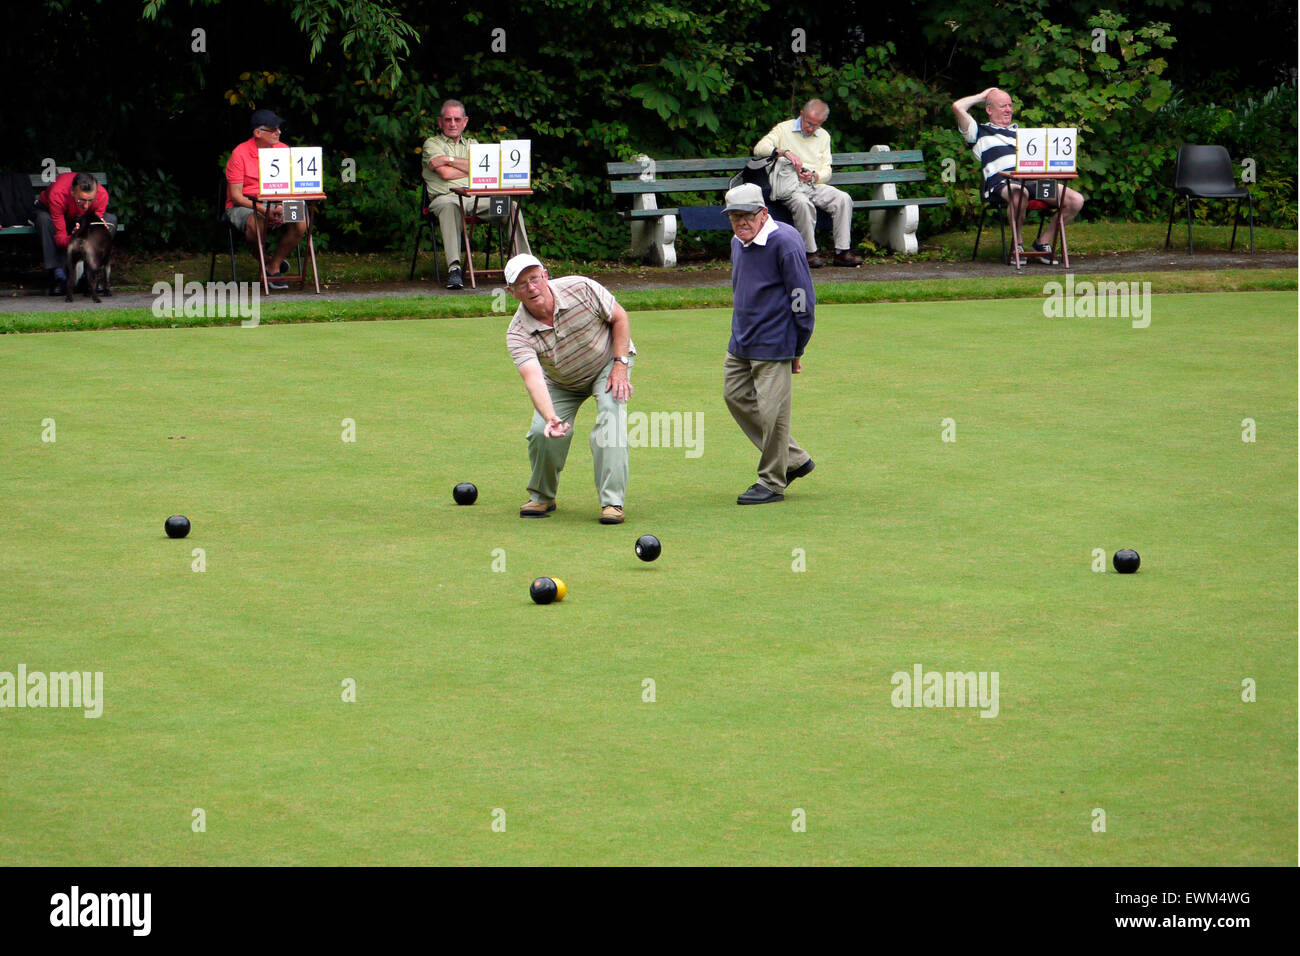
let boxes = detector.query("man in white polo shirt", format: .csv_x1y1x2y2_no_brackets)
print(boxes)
505,254,636,525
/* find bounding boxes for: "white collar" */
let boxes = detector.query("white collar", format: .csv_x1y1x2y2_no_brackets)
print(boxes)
743,214,779,247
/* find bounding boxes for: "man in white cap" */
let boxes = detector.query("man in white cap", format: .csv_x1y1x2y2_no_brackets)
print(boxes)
722,183,816,505
504,254,635,524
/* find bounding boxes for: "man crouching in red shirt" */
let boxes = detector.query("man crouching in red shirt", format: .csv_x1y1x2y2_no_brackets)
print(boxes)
36,171,117,297
225,108,308,289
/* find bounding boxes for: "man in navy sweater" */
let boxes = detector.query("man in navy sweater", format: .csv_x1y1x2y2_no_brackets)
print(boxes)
722,183,817,505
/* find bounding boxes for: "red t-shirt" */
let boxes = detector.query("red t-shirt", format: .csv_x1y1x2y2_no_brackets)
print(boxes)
39,172,111,250
225,137,290,208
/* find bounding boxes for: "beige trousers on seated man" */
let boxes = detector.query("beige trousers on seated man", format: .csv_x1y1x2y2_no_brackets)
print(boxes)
429,193,531,268
782,183,853,254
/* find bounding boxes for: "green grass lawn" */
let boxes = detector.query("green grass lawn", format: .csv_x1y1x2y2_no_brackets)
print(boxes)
0,293,1294,865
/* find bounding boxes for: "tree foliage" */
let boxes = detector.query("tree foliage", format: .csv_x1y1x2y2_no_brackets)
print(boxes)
1,0,1292,255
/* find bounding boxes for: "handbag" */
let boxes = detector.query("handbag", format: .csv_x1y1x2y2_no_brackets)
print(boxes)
730,150,779,202
767,156,807,202
729,151,810,204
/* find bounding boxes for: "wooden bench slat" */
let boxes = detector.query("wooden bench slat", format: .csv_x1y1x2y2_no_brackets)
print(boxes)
832,150,924,165
829,169,927,186
608,152,927,177
852,197,949,209
607,158,746,175
611,177,737,194
612,169,927,194
616,208,679,220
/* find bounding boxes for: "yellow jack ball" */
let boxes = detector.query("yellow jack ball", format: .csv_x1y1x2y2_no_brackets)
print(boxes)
552,577,567,601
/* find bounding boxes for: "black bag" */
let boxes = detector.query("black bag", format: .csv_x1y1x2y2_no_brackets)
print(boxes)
0,172,33,227
730,150,780,203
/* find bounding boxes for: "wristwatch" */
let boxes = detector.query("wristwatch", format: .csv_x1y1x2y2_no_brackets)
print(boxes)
613,356,630,366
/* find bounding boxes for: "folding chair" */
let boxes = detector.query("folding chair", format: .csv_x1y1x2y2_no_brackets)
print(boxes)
971,190,1051,263
409,180,509,281
209,176,302,283
209,177,242,282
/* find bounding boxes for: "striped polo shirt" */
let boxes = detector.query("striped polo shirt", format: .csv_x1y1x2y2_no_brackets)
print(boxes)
963,121,1018,199
507,276,635,391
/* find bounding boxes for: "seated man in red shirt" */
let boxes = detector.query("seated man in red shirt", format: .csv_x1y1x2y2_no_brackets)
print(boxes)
36,171,117,296
225,109,308,289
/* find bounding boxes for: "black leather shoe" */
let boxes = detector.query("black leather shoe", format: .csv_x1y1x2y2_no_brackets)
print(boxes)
446,265,464,290
785,458,815,484
737,483,784,505
50,277,67,297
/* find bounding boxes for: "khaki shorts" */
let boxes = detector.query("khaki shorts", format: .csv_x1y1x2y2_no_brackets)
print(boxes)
225,205,255,231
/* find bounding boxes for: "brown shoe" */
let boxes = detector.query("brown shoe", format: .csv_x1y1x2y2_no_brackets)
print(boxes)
520,499,556,517
833,250,862,267
806,252,826,269
599,505,624,524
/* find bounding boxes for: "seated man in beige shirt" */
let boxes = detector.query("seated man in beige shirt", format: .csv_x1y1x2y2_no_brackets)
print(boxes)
421,98,532,290
753,98,861,268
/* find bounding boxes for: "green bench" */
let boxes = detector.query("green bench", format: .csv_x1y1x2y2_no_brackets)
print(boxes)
607,147,946,266
0,171,125,240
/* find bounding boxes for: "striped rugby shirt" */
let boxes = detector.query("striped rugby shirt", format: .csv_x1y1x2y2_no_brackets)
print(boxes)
963,121,1018,200
507,276,635,391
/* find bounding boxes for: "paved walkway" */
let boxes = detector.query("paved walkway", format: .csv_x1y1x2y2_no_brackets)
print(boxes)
1,249,1292,314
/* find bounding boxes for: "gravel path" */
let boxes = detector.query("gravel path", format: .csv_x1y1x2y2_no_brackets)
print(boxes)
1,248,1292,314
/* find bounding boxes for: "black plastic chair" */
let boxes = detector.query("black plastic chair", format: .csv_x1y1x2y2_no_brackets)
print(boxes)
409,179,509,281
971,190,1050,262
209,177,241,282
209,176,303,282
1164,145,1254,254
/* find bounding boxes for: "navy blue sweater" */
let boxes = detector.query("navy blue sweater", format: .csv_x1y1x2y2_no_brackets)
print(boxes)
727,220,816,361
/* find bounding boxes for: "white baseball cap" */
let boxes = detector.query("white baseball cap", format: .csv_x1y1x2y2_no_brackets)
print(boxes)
504,254,544,285
723,183,765,212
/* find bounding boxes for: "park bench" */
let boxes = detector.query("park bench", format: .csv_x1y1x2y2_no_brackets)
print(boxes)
607,147,946,266
0,171,125,242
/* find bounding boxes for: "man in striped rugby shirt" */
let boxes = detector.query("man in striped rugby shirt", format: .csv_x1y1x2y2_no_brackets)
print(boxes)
505,254,636,525
953,87,1084,259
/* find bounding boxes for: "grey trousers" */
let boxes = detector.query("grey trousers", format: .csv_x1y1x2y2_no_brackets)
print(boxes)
723,352,809,492
429,193,531,268
526,358,630,507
